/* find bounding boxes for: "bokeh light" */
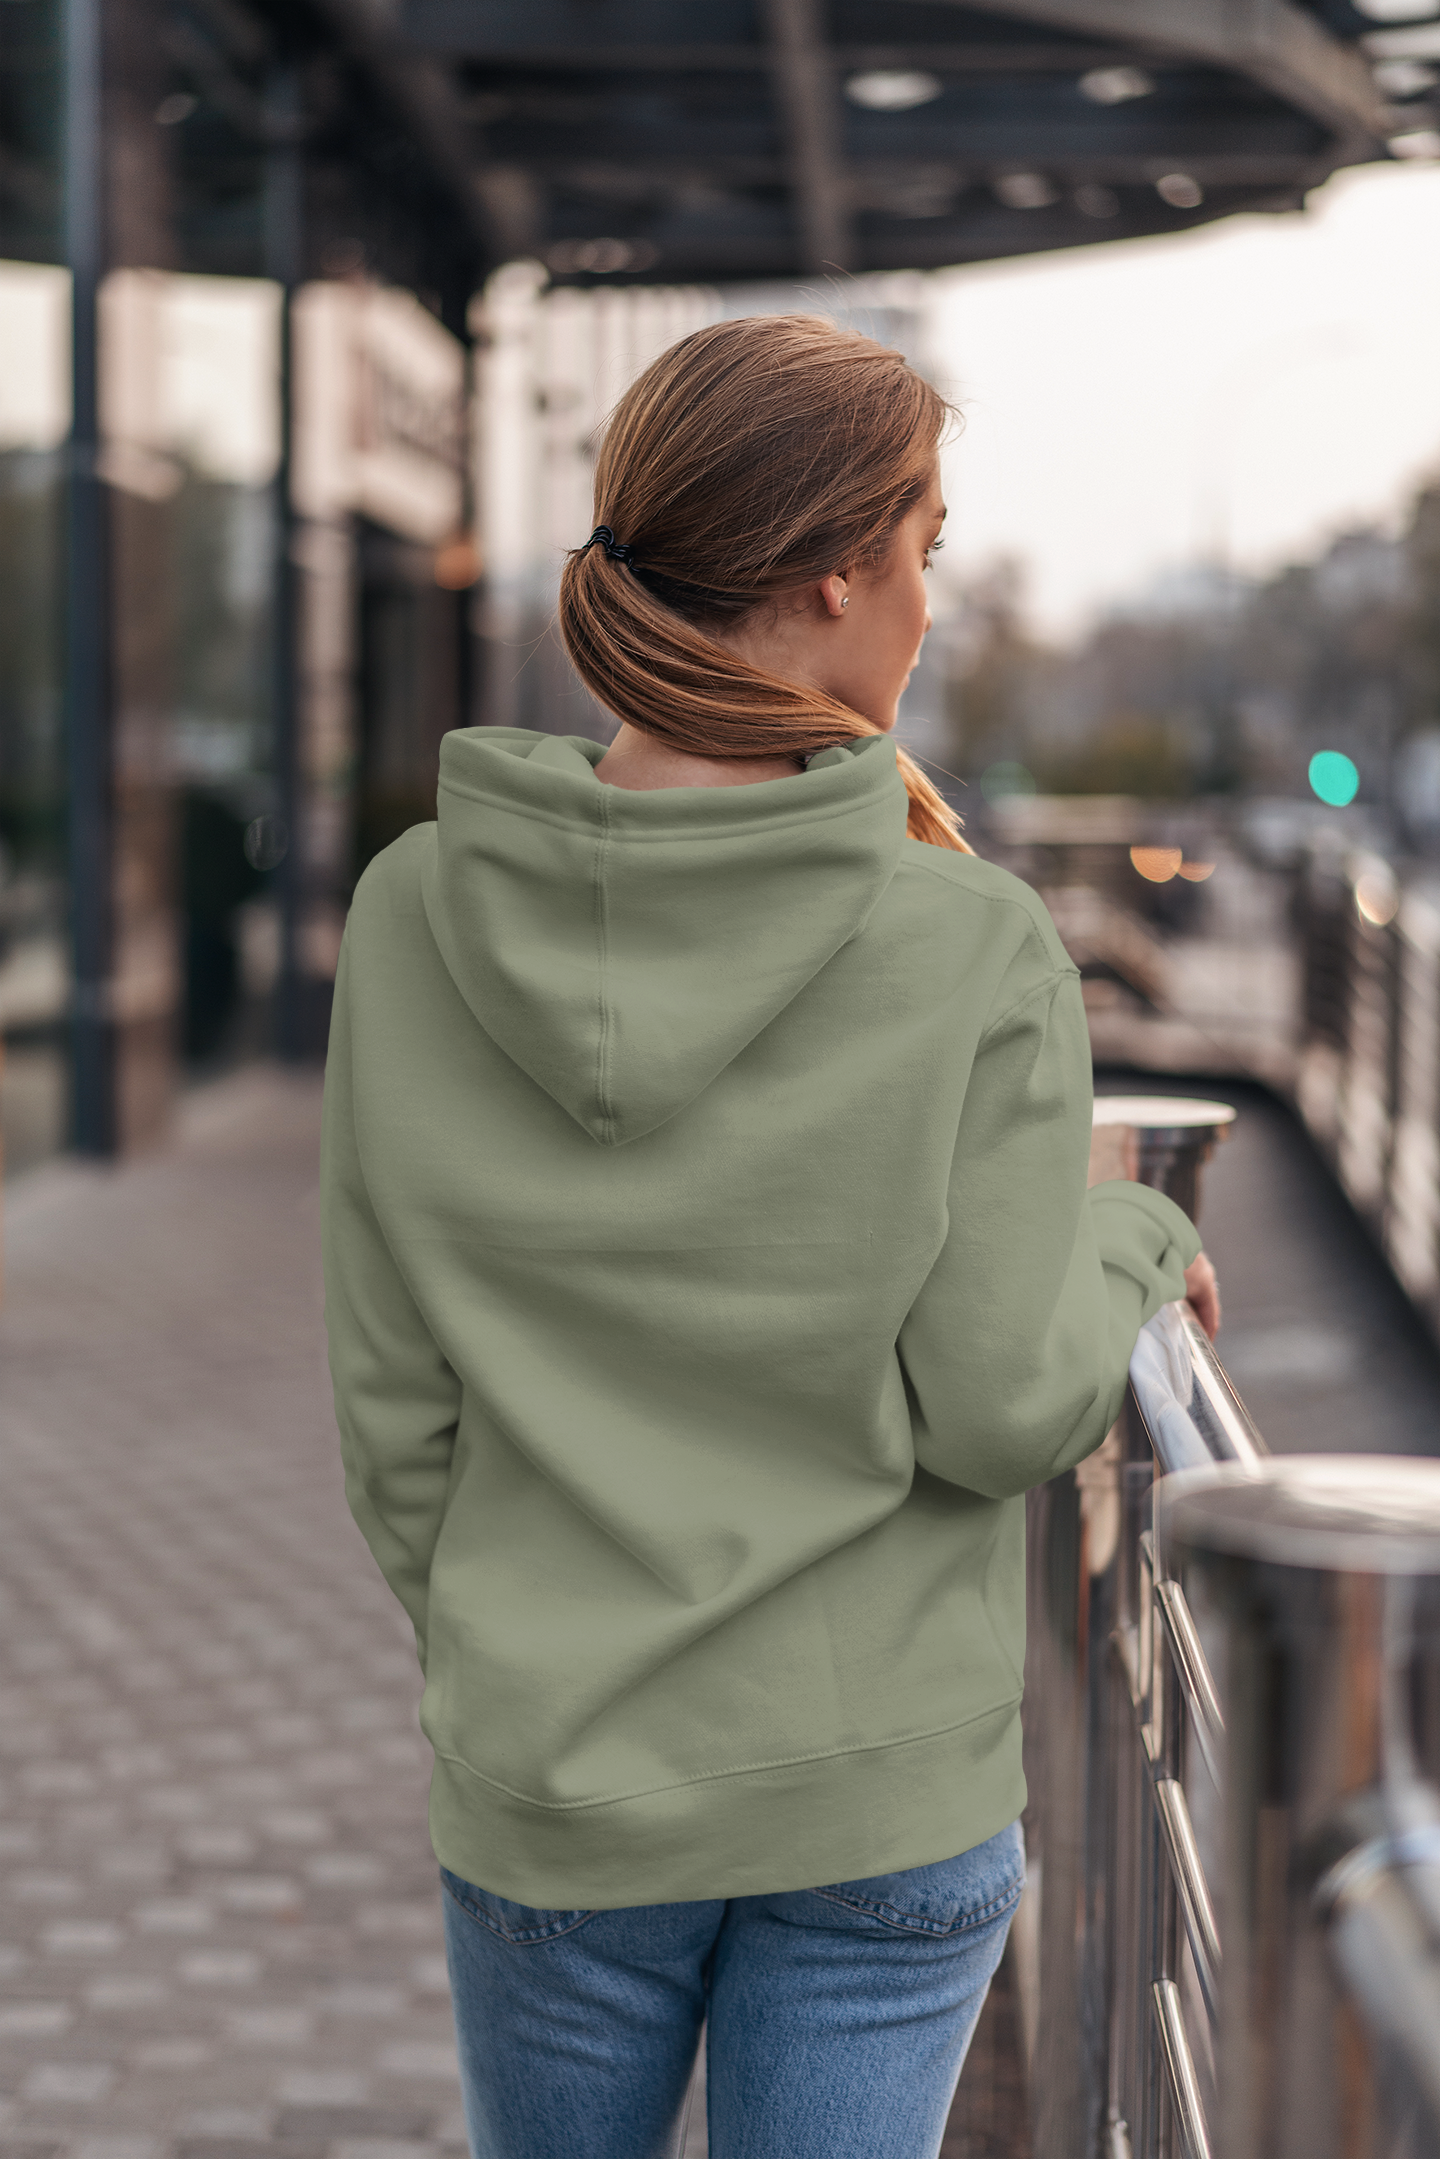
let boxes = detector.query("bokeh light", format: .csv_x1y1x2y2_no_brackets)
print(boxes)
980,761,1036,802
1309,751,1360,806
1130,845,1183,883
1355,871,1399,926
845,69,943,110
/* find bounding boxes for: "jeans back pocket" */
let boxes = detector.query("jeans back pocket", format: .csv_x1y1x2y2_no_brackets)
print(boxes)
811,1820,1025,1937
440,1866,595,1945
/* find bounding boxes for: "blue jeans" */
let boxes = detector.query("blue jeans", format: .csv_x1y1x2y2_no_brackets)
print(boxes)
441,1819,1024,2159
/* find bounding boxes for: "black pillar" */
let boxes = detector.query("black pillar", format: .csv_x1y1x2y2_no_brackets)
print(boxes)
265,62,305,1059
62,0,114,1153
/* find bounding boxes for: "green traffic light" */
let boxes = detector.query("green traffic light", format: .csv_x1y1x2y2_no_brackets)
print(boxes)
1308,751,1358,808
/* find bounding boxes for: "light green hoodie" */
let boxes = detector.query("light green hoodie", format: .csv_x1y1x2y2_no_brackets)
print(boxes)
322,727,1198,1908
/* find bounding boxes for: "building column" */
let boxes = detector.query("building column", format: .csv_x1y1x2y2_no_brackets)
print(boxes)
264,61,307,1060
62,0,111,1150
62,0,179,1153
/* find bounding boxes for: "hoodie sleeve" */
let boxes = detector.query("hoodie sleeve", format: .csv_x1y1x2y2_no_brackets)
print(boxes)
898,960,1200,1500
321,941,462,1667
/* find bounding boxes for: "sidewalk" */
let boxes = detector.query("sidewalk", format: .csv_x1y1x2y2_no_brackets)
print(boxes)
0,1068,467,2158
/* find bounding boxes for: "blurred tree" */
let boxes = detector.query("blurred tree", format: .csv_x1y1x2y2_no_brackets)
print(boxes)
942,560,1054,777
1233,531,1407,799
1032,715,1193,799
940,500,1440,808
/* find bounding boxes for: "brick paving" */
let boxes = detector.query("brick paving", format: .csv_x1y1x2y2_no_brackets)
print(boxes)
0,1069,467,2159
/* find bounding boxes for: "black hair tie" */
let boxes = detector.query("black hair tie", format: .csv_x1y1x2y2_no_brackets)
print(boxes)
583,525,636,567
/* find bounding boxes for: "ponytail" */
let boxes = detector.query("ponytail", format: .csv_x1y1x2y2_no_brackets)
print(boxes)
557,315,972,854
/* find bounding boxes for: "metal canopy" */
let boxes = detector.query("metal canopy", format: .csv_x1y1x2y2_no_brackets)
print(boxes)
387,0,1418,284
5,0,1422,294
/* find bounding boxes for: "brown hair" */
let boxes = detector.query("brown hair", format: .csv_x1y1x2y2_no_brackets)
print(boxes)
558,314,971,852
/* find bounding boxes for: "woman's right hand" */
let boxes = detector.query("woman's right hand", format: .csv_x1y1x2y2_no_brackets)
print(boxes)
1184,1252,1221,1342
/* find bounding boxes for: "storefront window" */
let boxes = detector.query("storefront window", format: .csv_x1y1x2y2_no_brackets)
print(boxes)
0,262,69,1173
160,276,281,1065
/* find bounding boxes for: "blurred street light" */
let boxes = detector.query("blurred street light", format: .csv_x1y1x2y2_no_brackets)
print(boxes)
845,71,943,111
1157,173,1205,208
434,533,482,590
1310,751,1361,807
1079,67,1156,104
995,173,1057,209
1355,868,1400,924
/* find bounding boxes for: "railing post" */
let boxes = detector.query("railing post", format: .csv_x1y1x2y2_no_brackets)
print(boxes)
1164,1458,1440,2159
1021,1097,1234,2158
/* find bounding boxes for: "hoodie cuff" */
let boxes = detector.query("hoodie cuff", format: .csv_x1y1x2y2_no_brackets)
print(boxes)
1088,1177,1203,1313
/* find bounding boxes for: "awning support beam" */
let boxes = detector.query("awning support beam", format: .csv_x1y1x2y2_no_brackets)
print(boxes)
761,0,851,274
306,0,499,259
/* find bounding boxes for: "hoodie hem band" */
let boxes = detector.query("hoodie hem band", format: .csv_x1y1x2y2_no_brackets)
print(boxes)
427,1696,1025,1909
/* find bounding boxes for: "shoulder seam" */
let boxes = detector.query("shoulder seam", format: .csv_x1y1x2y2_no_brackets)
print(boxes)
977,965,1076,1048
900,853,1077,991
900,851,1032,907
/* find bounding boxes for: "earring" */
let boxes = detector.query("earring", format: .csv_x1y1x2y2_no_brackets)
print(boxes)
840,597,849,609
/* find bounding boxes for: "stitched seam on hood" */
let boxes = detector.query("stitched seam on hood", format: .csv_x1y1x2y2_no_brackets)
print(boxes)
594,787,615,1145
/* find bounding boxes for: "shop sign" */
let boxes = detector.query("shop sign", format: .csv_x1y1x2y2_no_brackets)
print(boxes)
294,282,465,543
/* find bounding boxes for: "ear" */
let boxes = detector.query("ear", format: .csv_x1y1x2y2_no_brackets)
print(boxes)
818,573,849,619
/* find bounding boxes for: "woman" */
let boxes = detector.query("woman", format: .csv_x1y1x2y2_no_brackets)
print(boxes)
322,314,1218,2159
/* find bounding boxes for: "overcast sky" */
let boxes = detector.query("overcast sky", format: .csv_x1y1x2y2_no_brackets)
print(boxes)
930,161,1440,639
4,159,1440,645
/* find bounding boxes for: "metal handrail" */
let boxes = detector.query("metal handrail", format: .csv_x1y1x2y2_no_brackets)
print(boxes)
1124,1320,1440,2159
1024,1106,1440,2159
1125,1535,1222,2022
1111,1321,1245,2158
1159,1461,1440,2159
1021,1290,1248,2159
1151,1778,1220,2024
1153,1576,1223,1787
1128,1300,1265,1472
1151,1980,1211,2159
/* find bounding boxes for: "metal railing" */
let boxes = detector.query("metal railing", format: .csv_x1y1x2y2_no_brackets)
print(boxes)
1019,1100,1440,2159
1116,1301,1248,2156
1293,844,1440,1352
1164,1456,1440,2159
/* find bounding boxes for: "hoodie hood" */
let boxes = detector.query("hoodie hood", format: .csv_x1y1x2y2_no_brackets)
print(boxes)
420,727,908,1146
